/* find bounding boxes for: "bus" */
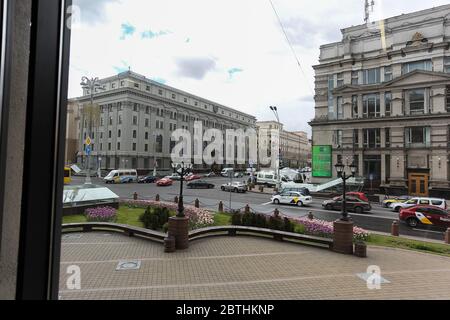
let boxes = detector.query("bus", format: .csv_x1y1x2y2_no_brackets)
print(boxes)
64,166,71,185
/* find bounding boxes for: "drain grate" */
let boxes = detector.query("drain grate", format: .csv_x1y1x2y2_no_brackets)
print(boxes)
116,260,141,271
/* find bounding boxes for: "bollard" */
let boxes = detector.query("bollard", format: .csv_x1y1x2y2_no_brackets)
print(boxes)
391,220,399,237
245,204,250,214
155,194,160,201
195,199,200,208
174,196,179,204
218,201,224,213
274,208,280,218
133,192,138,200
445,228,450,245
259,185,264,193
308,212,314,220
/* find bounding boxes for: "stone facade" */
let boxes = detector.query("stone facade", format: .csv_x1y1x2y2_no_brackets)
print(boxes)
310,4,450,197
69,71,257,172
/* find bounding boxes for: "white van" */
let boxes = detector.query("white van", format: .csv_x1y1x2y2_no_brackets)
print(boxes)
104,169,138,184
256,171,279,187
221,168,234,177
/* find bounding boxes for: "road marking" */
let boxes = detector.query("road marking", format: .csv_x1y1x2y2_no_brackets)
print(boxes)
261,202,273,206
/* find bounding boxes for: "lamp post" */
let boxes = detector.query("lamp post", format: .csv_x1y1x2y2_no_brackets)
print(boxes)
333,160,358,255
80,76,104,184
172,161,193,218
269,106,281,191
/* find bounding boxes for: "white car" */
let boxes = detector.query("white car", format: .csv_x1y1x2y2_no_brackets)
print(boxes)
390,197,448,212
271,191,312,207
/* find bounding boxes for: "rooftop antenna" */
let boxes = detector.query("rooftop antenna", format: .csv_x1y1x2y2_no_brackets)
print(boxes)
364,0,375,23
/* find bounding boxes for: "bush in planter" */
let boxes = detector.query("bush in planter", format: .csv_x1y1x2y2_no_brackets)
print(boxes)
231,210,243,226
283,217,295,233
241,212,255,226
85,206,117,222
268,215,283,231
254,214,267,228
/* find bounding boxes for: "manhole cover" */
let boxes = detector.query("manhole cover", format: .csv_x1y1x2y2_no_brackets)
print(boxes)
63,234,82,240
116,260,141,271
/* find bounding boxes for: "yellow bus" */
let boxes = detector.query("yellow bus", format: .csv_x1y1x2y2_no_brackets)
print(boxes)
64,166,71,185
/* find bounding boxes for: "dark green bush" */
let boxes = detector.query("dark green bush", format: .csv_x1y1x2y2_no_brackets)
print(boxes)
231,211,243,226
283,217,295,233
268,216,283,231
241,212,255,226
254,214,267,228
140,206,170,230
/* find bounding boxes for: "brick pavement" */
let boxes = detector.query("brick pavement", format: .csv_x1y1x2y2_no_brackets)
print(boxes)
59,232,450,300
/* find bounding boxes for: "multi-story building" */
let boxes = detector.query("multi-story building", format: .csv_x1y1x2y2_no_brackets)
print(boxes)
65,102,81,165
310,4,450,197
69,71,257,172
256,121,311,169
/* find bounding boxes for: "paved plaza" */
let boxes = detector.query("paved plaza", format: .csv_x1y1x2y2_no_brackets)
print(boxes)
59,232,450,300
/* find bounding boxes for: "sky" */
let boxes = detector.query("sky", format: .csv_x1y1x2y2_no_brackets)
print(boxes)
69,0,450,136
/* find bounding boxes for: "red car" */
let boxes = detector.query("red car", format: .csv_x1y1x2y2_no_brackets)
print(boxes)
399,205,450,229
346,192,369,202
156,177,173,187
185,174,201,181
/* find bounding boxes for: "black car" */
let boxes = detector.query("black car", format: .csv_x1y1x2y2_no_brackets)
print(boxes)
138,176,157,183
187,180,215,189
322,196,372,213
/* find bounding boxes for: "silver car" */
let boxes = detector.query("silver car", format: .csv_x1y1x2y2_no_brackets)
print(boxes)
221,182,248,193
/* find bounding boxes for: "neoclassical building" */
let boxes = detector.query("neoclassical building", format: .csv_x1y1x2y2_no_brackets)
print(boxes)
310,4,450,197
69,71,257,172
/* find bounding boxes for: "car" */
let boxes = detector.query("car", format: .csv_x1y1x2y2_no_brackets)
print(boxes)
221,168,234,177
382,195,412,208
156,177,173,186
185,174,201,181
279,187,311,196
164,173,182,181
399,205,450,229
390,197,447,212
205,172,216,177
346,192,369,202
221,181,248,193
187,180,215,189
271,191,312,207
138,175,157,183
322,196,372,214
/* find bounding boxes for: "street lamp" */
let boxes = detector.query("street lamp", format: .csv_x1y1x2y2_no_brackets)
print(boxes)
335,160,357,221
172,161,193,218
80,76,104,184
269,106,281,191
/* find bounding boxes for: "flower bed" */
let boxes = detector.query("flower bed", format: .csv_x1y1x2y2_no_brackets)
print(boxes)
121,199,214,230
294,217,369,242
85,206,117,222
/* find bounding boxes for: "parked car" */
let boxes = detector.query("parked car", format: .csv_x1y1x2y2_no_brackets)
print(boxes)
187,180,215,189
382,195,412,208
185,174,201,181
390,197,447,212
346,192,369,202
221,181,248,193
138,175,157,183
399,205,450,229
164,173,182,181
271,191,312,207
156,177,173,186
221,168,234,177
322,196,372,214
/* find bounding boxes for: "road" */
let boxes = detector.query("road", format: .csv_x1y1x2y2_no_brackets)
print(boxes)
70,176,446,240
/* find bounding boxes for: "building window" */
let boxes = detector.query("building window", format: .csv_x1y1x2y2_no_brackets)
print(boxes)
120,80,124,86
145,118,149,127
132,143,136,151
118,115,122,124
384,66,392,82
118,129,121,138
336,97,343,120
385,128,390,147
134,83,139,88
100,117,104,126
172,93,176,99
336,73,344,87
109,116,113,125
446,86,450,112
445,57,450,73
327,75,335,120
109,130,112,138
402,60,432,74
146,85,150,91
112,83,116,89
156,135,163,153
184,98,187,103
363,129,381,148
158,89,163,95
145,144,148,152
145,132,149,140
133,130,137,139
385,92,392,117
351,71,359,85
133,116,138,125
334,130,343,147
353,129,359,148
352,95,358,118
362,94,380,118
108,143,111,151
117,142,121,150
363,68,380,84
133,103,138,112
405,127,430,148
117,102,122,111
146,106,150,114
100,132,103,139
408,89,425,115
100,143,103,151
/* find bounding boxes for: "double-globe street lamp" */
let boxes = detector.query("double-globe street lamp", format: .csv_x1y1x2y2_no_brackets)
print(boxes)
334,160,358,221
172,161,193,218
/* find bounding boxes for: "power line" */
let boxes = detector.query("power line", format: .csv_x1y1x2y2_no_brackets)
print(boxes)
268,0,314,96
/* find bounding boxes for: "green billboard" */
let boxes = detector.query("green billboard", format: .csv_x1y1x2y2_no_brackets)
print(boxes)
312,145,332,178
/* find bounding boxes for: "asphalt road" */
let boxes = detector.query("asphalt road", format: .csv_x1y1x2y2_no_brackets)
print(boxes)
70,176,446,240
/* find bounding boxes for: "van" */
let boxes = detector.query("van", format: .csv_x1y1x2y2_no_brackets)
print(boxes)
256,171,279,187
221,168,234,177
104,169,138,184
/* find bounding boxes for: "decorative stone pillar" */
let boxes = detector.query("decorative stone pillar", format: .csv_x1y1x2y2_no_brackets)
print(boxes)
445,228,450,245
168,216,189,250
333,219,354,255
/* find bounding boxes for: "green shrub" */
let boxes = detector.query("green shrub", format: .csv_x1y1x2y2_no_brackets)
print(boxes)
241,212,255,226
140,206,171,230
294,223,306,234
254,214,267,228
231,211,243,226
283,217,295,233
268,216,283,231
162,222,169,233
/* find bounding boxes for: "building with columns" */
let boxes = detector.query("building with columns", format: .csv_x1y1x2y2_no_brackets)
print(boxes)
310,4,450,197
69,70,257,173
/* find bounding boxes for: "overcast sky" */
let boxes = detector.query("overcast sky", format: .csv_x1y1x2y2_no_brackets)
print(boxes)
69,0,450,136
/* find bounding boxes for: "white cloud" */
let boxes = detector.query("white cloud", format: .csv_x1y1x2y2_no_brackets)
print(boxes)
68,0,450,137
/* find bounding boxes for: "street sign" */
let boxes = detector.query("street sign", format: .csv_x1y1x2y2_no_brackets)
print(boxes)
85,137,91,146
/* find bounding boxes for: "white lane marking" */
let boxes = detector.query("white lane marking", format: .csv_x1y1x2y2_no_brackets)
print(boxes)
261,202,273,206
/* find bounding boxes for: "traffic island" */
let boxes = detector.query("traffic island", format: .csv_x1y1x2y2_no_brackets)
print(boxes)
333,219,354,255
168,216,189,250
